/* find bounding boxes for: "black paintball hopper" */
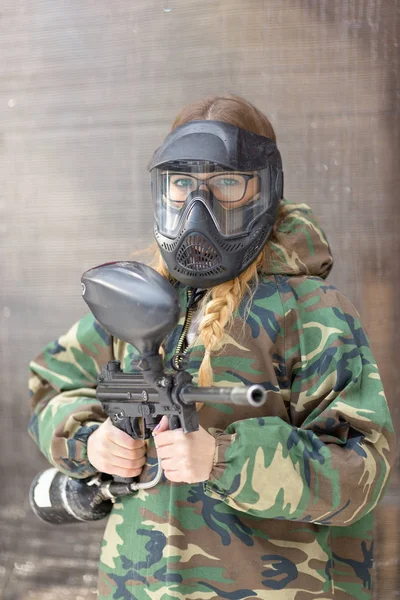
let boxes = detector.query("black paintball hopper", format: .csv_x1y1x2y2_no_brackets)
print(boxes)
81,261,180,356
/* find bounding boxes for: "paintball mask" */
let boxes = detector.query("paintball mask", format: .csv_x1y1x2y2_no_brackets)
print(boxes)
148,120,284,288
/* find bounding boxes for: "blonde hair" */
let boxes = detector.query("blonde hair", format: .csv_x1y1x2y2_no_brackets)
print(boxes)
153,95,281,386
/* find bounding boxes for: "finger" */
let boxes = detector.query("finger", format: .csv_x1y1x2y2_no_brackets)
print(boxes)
111,465,145,478
107,453,147,472
98,454,146,478
155,445,174,461
153,415,169,436
108,443,147,461
107,423,145,450
160,457,179,472
154,429,184,447
163,470,182,483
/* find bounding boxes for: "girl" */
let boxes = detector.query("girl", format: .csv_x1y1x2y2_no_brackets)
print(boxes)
29,95,395,599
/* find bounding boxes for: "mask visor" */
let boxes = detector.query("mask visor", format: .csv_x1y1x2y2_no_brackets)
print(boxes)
151,163,274,237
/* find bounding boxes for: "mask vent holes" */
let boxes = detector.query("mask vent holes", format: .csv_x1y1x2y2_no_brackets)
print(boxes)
219,240,245,252
176,233,221,272
175,265,226,277
242,225,270,264
155,230,180,252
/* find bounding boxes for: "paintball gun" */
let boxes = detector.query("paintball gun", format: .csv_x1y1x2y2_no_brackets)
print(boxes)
29,261,267,524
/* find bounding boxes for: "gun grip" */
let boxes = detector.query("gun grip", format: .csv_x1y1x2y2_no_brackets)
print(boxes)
169,415,181,430
114,416,144,439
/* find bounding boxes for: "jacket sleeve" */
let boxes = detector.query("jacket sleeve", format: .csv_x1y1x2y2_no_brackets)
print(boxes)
204,285,396,527
28,313,111,478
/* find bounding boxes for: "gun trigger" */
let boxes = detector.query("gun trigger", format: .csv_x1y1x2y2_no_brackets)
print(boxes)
137,417,155,440
132,417,143,439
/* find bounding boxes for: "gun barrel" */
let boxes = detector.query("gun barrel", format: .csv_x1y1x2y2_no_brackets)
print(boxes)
180,384,266,407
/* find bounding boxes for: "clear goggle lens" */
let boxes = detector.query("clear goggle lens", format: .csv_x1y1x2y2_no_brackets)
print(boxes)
152,165,273,237
165,172,259,205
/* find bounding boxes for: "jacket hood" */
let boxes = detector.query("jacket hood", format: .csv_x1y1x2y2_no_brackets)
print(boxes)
266,200,333,279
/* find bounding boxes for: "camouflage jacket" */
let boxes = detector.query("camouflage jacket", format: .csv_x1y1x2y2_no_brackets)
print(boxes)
29,201,396,600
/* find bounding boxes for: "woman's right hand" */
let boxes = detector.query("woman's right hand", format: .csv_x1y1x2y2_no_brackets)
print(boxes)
87,418,147,478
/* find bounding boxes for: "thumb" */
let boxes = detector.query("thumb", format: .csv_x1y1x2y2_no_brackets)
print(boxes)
153,415,169,436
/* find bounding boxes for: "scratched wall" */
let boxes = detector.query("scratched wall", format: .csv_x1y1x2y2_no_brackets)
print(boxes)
0,1,399,598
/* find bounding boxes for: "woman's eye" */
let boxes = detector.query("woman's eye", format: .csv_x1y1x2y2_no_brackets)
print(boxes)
173,178,194,188
218,178,240,186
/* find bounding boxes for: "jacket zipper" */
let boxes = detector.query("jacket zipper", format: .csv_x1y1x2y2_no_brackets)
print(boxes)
172,289,194,370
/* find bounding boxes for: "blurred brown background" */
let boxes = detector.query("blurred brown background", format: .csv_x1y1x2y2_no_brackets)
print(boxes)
0,1,399,598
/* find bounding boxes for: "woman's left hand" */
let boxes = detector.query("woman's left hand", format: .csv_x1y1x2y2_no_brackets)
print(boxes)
153,416,216,483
